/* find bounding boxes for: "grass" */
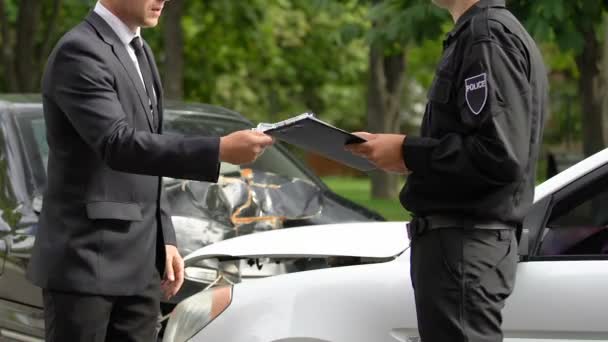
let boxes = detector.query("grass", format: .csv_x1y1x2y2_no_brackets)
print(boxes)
322,176,411,222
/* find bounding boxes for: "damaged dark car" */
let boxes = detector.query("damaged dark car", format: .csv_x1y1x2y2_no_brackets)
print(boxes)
0,95,383,341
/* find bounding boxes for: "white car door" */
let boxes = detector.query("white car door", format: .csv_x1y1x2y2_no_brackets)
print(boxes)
503,165,608,341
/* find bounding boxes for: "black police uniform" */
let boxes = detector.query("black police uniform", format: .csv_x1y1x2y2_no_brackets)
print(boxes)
400,1,548,341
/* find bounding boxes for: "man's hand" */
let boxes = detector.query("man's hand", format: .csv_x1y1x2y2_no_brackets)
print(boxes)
219,130,274,165
346,132,409,174
162,245,184,300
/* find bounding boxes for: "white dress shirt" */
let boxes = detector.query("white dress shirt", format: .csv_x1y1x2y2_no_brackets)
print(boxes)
94,2,155,99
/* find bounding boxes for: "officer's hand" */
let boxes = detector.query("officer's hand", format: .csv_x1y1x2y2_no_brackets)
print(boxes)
162,245,184,300
346,132,409,174
220,130,274,165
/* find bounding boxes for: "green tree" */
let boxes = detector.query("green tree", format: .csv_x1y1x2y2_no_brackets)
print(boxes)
511,0,608,157
152,0,370,127
365,0,448,198
0,0,92,92
161,0,185,100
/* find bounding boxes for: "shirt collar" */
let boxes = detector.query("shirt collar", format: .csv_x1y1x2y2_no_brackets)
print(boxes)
446,0,506,41
94,1,141,47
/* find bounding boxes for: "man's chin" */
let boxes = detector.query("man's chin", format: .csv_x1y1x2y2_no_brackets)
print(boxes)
142,18,160,28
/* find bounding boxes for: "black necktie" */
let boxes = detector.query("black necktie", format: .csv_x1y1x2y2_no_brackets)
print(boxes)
130,36,158,130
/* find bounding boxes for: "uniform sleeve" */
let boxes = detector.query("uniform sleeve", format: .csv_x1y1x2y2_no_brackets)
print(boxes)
48,38,221,182
403,38,532,192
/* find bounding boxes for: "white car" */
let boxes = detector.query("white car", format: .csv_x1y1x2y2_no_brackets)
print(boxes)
163,148,608,342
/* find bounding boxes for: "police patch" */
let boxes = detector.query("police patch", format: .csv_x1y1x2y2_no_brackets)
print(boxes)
465,73,487,115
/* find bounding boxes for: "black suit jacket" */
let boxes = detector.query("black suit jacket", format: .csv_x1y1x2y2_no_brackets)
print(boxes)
27,12,220,296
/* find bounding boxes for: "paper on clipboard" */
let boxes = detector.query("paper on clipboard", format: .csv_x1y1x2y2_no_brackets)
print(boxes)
254,112,376,171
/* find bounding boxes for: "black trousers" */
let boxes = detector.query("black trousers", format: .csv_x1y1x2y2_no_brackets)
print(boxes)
410,228,518,342
42,271,161,342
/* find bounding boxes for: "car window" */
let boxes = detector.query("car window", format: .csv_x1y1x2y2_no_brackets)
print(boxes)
13,109,47,194
16,110,317,192
30,118,48,171
162,113,326,255
538,177,608,257
163,113,315,183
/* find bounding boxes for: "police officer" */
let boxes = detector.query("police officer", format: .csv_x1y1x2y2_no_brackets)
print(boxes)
347,0,547,341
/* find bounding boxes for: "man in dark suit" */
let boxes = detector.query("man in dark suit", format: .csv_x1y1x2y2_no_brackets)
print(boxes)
26,0,273,341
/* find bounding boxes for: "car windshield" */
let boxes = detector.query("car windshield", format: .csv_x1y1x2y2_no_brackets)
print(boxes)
14,108,316,186
163,111,316,182
13,106,330,256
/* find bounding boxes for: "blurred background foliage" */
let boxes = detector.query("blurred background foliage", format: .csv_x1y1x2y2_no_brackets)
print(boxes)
1,0,608,218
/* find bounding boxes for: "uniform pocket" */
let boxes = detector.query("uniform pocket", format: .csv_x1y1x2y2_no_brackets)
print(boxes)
463,229,517,299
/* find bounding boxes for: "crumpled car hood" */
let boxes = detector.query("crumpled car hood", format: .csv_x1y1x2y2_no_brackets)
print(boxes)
166,169,325,256
184,221,409,265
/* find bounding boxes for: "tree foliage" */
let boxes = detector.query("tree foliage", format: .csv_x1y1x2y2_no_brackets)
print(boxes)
152,0,371,128
510,0,608,156
0,0,92,91
510,0,607,54
368,0,448,49
0,0,601,157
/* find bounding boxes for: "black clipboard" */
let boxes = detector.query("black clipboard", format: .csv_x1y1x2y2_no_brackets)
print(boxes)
256,113,376,171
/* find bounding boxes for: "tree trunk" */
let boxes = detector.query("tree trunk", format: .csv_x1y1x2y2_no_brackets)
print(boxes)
576,29,605,157
15,0,42,92
0,0,16,91
38,0,63,77
162,0,184,100
367,42,406,199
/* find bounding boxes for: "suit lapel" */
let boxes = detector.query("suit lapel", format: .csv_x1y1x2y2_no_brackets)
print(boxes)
85,12,155,132
143,42,164,133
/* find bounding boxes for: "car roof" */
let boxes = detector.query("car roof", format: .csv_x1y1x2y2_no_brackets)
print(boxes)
0,94,42,104
0,93,252,125
534,147,608,202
